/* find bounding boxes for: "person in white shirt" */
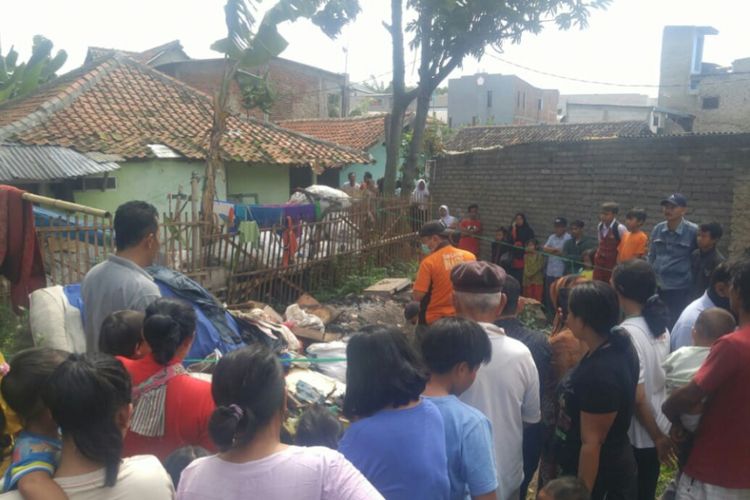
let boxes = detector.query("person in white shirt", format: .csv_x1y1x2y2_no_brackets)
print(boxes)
670,262,732,351
0,353,174,500
341,172,361,198
611,260,673,500
450,261,540,500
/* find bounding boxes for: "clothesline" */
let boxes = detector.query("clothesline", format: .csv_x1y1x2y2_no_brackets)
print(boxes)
213,200,319,230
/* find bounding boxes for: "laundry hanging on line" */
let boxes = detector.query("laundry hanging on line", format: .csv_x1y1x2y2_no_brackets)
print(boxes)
215,201,317,230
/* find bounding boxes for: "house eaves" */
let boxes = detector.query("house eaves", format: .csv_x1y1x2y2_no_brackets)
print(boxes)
0,143,120,182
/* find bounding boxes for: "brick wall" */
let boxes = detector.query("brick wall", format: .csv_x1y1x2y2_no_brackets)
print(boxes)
158,59,344,121
431,134,750,259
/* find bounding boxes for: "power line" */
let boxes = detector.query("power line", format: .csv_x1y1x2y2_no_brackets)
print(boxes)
487,51,750,89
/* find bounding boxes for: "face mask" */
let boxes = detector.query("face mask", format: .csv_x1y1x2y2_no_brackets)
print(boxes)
421,243,431,255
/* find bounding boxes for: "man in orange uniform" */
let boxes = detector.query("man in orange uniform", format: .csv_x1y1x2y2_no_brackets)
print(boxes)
413,221,476,327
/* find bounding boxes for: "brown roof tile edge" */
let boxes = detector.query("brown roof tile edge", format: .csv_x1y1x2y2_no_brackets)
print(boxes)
0,59,117,141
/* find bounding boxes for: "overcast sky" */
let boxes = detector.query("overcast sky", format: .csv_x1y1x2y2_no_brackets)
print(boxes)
2,0,748,97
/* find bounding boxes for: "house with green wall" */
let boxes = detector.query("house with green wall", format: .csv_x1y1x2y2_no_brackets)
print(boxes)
0,54,369,216
278,114,389,189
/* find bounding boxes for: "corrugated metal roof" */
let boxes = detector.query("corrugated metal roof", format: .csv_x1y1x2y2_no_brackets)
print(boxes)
0,143,120,182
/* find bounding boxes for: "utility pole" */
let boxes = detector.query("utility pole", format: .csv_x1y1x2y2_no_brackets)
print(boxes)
342,46,349,117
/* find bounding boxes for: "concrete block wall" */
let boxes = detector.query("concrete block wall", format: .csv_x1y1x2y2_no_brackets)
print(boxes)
431,134,750,259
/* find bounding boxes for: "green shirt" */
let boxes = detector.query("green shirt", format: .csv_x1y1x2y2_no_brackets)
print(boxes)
563,236,597,274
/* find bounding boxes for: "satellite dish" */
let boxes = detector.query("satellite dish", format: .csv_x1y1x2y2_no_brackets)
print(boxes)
476,76,485,86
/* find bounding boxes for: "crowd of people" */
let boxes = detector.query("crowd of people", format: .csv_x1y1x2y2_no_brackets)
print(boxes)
0,189,745,500
408,192,748,500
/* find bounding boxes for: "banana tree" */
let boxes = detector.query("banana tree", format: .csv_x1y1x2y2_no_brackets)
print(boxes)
0,35,67,102
202,0,360,221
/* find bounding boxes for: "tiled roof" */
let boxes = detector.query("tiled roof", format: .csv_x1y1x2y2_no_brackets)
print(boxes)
278,114,387,151
445,121,653,151
0,55,369,167
85,40,185,65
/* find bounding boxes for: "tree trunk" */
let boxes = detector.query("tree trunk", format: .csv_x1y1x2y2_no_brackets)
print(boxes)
384,107,406,196
401,4,433,195
383,0,405,197
202,59,237,223
403,87,431,193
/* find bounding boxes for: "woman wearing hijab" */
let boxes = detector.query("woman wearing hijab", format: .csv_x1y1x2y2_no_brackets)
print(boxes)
509,213,535,284
438,205,457,229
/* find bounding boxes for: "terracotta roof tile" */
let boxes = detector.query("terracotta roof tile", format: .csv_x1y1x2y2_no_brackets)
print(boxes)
278,114,387,151
445,121,653,151
0,55,369,167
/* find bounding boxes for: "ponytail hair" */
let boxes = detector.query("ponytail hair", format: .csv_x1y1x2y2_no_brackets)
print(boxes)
143,298,197,365
569,281,632,350
208,345,285,451
612,260,670,337
42,353,132,487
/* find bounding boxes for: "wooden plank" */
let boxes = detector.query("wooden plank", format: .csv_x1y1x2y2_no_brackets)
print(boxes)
363,278,412,296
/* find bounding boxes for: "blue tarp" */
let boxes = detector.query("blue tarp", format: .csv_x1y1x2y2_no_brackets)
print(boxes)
33,206,111,246
61,277,245,360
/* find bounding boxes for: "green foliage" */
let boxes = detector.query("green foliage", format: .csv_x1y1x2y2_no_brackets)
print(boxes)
387,0,610,193
0,35,67,102
212,0,360,71
327,93,341,117
656,463,677,498
311,260,419,303
0,304,32,357
237,71,277,113
404,0,611,69
399,119,451,178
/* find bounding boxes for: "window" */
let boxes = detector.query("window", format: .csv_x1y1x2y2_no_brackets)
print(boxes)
538,99,543,111
522,92,526,110
73,176,117,191
652,114,660,127
486,90,493,108
517,91,521,108
702,96,720,109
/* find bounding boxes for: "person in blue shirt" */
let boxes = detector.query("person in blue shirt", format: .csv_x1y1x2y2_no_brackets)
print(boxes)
648,193,698,329
421,317,498,500
339,326,450,500
1,348,68,499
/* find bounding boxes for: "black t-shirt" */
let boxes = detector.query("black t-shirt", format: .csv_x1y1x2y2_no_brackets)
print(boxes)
555,337,639,474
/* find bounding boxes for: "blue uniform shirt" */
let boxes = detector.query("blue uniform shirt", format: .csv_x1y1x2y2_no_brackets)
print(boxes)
648,219,698,290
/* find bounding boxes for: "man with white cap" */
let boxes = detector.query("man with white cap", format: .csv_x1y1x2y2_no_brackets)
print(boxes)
451,261,540,500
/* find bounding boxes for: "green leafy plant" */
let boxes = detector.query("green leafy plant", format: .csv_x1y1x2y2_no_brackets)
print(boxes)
0,35,67,102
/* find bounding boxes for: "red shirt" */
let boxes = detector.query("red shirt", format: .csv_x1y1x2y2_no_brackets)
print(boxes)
685,326,750,488
119,354,215,460
458,219,482,257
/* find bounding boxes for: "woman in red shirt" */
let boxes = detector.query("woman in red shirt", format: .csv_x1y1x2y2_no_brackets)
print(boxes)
119,298,215,460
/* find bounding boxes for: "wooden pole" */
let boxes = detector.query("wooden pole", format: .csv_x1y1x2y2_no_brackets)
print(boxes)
20,192,110,218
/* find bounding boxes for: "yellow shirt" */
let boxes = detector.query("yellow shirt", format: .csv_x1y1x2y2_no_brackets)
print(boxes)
0,352,22,476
